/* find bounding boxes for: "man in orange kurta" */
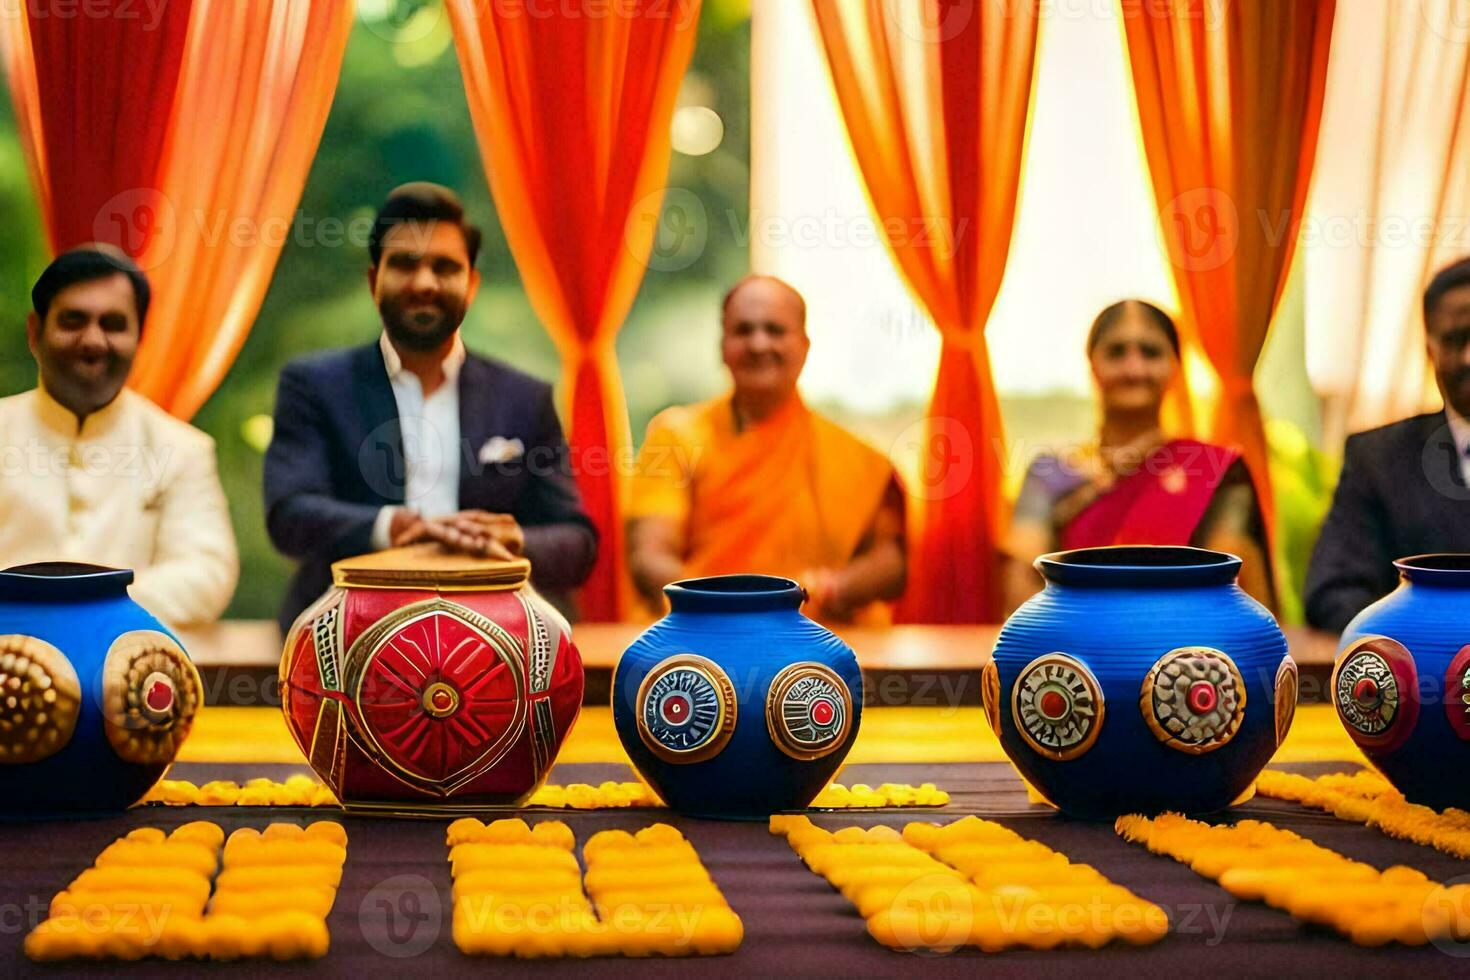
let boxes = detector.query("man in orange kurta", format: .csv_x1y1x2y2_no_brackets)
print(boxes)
626,276,906,624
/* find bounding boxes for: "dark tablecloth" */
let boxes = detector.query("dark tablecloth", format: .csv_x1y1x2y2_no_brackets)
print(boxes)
3,761,1468,978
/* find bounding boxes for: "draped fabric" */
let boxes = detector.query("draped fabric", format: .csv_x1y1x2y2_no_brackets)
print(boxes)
0,10,49,231
811,0,1040,622
445,0,702,621
1120,0,1336,530
0,0,353,419
1304,0,1470,444
1059,440,1242,550
5,0,195,255
130,0,356,418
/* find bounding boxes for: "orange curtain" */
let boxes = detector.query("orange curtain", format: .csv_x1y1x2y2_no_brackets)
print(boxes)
0,0,194,257
130,0,355,418
1120,0,1336,529
0,0,353,420
812,0,1040,622
446,0,702,621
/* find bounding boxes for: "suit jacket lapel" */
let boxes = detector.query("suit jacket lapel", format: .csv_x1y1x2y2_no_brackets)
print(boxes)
458,354,499,508
353,342,407,506
1422,411,1465,491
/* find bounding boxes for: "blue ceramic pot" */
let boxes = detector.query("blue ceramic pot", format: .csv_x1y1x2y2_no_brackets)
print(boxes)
1334,554,1470,810
613,575,863,819
984,546,1295,819
0,562,201,815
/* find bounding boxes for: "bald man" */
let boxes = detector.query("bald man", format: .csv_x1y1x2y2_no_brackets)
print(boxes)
626,275,906,624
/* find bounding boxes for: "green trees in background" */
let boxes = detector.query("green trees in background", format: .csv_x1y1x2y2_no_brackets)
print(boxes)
0,1,1334,623
0,3,752,619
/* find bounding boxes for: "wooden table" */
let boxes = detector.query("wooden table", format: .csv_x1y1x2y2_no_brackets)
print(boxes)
180,622,1342,707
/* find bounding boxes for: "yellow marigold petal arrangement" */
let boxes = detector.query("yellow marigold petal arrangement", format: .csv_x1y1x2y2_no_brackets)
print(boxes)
449,818,742,957
1257,769,1470,860
142,776,947,811
25,820,347,962
1115,811,1470,947
583,824,743,956
770,814,1167,953
140,775,338,808
808,782,950,809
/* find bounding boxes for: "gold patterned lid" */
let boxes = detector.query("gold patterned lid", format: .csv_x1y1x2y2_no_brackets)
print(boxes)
331,544,530,592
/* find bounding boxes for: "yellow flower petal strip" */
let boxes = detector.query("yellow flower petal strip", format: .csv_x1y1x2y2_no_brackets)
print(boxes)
1115,811,1470,947
449,818,743,957
1257,769,1470,860
771,814,1167,953
25,820,346,962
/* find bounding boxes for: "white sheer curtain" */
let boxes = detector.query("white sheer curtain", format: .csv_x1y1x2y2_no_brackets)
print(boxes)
1304,0,1470,444
750,0,1176,419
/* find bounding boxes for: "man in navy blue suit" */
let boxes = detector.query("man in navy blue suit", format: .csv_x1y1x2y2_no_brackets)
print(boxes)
264,183,597,631
1305,256,1470,632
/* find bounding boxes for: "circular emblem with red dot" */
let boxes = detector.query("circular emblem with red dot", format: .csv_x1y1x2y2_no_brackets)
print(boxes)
1333,636,1419,752
1445,645,1470,742
636,654,737,764
765,663,854,761
140,671,176,721
348,599,526,794
101,630,202,766
1010,653,1105,761
1140,647,1246,754
421,681,460,720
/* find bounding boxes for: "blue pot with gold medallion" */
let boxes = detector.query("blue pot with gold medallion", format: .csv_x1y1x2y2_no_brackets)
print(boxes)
0,563,202,815
983,547,1295,819
613,575,862,819
1332,554,1470,810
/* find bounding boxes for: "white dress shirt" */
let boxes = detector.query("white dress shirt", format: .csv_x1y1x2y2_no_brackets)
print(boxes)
0,383,239,628
1446,404,1470,488
370,332,466,548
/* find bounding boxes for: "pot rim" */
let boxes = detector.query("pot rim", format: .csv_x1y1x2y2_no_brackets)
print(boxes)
663,574,807,613
1035,545,1241,588
0,562,134,602
1394,553,1470,585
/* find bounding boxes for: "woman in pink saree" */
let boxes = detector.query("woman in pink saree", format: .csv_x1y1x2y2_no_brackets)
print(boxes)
1004,301,1275,613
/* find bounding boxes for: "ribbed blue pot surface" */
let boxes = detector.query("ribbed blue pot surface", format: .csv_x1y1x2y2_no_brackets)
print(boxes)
990,546,1289,819
613,575,863,820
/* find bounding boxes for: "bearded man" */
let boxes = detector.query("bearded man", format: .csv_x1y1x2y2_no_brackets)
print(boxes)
264,183,596,631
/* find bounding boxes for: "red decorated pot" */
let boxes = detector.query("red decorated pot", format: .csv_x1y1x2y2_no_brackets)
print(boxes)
279,546,583,813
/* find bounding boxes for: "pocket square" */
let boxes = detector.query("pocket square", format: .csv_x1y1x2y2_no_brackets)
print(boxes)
478,436,526,465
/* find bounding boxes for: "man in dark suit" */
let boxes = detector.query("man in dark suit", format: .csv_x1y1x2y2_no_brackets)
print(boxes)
1305,256,1470,632
264,183,597,631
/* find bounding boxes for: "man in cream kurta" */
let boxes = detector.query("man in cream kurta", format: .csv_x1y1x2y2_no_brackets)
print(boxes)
0,246,237,629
